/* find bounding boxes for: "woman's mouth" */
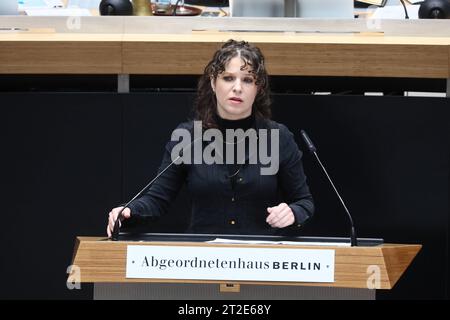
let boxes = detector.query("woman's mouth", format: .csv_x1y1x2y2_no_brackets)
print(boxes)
229,97,243,104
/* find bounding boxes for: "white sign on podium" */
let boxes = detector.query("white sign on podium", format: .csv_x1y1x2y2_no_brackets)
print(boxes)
126,245,335,283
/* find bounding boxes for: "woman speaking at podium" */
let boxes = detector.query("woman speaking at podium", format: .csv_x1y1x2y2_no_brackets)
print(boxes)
107,40,314,237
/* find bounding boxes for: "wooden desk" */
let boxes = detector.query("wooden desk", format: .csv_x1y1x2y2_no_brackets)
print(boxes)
70,236,422,291
1,17,449,87
121,31,450,78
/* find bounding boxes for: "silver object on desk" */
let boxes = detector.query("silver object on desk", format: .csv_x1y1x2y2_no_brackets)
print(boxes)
0,0,18,15
230,0,285,17
230,0,354,18
296,0,354,18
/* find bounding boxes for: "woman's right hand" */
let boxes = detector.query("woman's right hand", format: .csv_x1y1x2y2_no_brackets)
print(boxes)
107,206,131,238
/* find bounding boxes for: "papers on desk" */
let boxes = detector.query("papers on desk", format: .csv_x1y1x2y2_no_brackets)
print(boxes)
25,8,92,16
371,4,419,19
66,0,101,9
208,238,351,247
20,0,93,15
18,0,64,9
356,0,387,6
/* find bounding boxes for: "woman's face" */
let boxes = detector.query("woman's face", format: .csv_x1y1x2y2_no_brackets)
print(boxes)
211,56,258,120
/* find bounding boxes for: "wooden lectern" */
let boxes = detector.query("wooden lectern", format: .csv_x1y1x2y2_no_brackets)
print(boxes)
69,236,421,300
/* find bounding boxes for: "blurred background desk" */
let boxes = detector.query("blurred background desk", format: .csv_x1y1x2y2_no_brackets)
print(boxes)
16,0,228,17
10,0,428,18
1,17,449,86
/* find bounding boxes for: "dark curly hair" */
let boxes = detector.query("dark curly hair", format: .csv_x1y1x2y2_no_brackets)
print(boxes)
194,39,271,128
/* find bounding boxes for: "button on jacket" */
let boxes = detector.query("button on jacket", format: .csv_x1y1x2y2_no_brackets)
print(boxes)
127,117,314,235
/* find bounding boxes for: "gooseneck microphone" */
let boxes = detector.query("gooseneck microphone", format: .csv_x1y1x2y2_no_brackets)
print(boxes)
399,0,410,19
300,130,358,246
111,154,182,241
111,137,201,241
172,0,182,15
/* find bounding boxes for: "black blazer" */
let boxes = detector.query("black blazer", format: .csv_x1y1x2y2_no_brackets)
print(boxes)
127,117,314,235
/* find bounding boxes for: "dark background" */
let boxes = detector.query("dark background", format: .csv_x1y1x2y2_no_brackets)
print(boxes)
0,75,448,300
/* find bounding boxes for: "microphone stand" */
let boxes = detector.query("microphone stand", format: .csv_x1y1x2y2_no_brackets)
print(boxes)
399,0,410,19
111,135,203,241
111,155,182,241
301,130,358,246
311,151,357,246
172,0,183,16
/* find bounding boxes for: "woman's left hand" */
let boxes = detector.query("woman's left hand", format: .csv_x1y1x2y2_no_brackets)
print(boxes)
266,203,295,228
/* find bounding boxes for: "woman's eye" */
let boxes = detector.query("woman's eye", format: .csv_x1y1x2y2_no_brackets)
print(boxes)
243,77,255,84
223,76,234,81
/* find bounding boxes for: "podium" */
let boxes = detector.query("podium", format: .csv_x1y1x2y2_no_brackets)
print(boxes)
69,235,421,300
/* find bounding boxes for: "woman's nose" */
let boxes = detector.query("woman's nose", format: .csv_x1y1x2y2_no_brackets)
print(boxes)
233,80,242,92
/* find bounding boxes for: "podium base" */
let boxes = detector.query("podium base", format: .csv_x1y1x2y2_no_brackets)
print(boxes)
94,283,375,300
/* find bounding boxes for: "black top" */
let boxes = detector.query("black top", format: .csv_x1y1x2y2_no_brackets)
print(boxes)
215,112,255,132
215,113,255,188
126,116,314,235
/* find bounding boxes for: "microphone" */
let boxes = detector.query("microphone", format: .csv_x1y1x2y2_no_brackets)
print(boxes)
399,0,410,19
172,0,182,15
111,136,200,241
300,130,358,247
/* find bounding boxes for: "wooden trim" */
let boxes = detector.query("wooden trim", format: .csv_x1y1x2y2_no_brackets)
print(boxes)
381,245,423,288
121,39,449,78
0,40,122,74
219,283,241,293
0,32,448,77
122,41,220,75
448,46,450,80
259,43,449,78
71,237,421,290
